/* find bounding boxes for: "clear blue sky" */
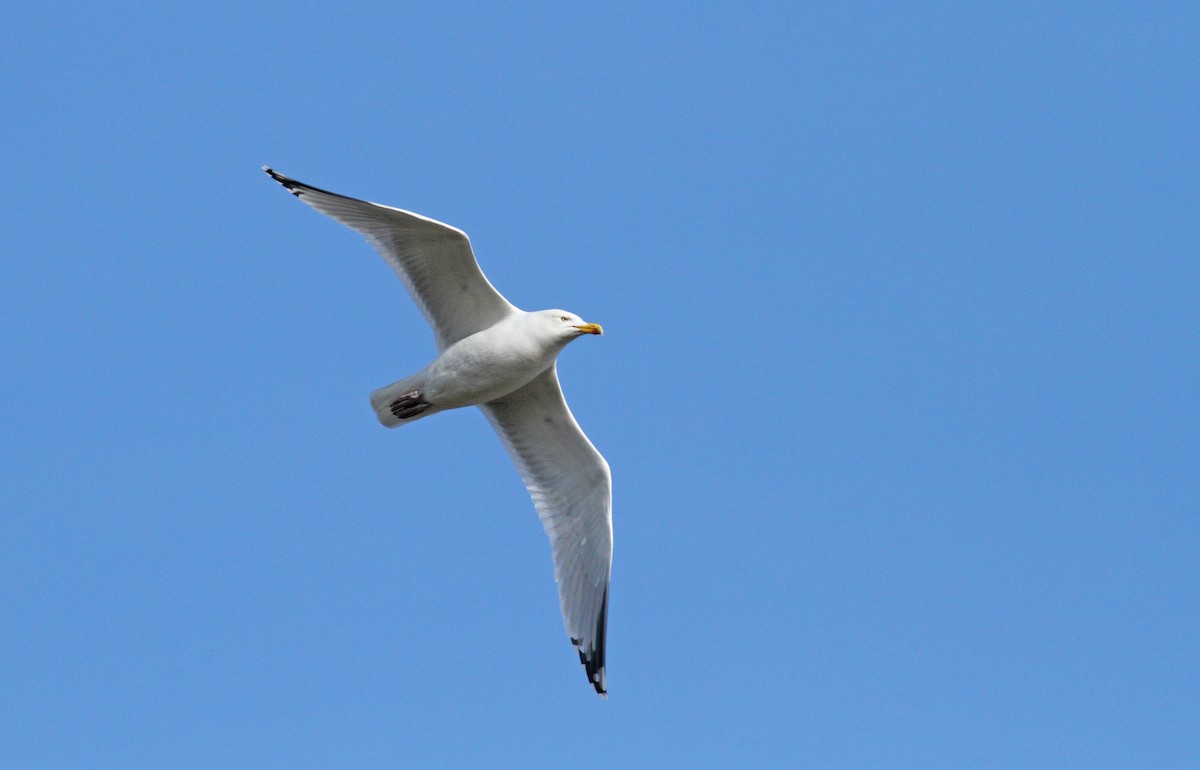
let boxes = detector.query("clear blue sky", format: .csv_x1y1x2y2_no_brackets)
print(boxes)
2,2,1197,767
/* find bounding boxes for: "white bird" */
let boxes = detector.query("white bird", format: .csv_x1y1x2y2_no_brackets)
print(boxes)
265,168,612,697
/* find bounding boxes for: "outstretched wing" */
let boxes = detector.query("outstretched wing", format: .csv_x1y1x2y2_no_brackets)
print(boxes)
265,167,518,349
480,366,613,697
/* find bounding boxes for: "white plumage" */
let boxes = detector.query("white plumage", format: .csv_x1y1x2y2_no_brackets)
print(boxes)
265,168,612,696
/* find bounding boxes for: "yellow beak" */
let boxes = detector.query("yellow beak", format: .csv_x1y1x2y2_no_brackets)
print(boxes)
574,322,604,335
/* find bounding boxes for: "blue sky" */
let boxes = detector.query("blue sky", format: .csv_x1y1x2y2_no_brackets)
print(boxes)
2,2,1197,767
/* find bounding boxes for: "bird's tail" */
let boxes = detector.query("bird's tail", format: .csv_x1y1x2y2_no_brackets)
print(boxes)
369,374,434,428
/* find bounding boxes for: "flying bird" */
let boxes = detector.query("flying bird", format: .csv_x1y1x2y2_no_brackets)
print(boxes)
265,167,612,697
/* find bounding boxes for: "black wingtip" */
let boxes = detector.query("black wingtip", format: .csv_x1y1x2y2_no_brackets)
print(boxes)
262,166,306,196
572,588,609,698
262,167,374,205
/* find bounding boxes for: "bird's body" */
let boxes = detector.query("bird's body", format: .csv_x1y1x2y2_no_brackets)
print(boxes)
373,311,580,422
265,168,612,696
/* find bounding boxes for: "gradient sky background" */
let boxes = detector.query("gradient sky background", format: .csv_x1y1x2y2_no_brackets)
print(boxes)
3,2,1197,768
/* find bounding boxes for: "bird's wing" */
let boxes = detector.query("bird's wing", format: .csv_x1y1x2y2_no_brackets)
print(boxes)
265,168,518,349
480,366,612,697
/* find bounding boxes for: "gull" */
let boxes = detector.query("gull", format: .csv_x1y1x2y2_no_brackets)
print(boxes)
264,168,612,697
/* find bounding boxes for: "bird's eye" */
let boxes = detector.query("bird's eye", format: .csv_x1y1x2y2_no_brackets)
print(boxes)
560,316,571,322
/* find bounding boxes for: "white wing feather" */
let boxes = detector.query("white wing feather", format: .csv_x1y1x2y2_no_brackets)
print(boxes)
264,167,517,349
481,366,612,696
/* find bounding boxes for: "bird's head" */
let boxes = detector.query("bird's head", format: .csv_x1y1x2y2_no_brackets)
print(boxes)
541,309,603,341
